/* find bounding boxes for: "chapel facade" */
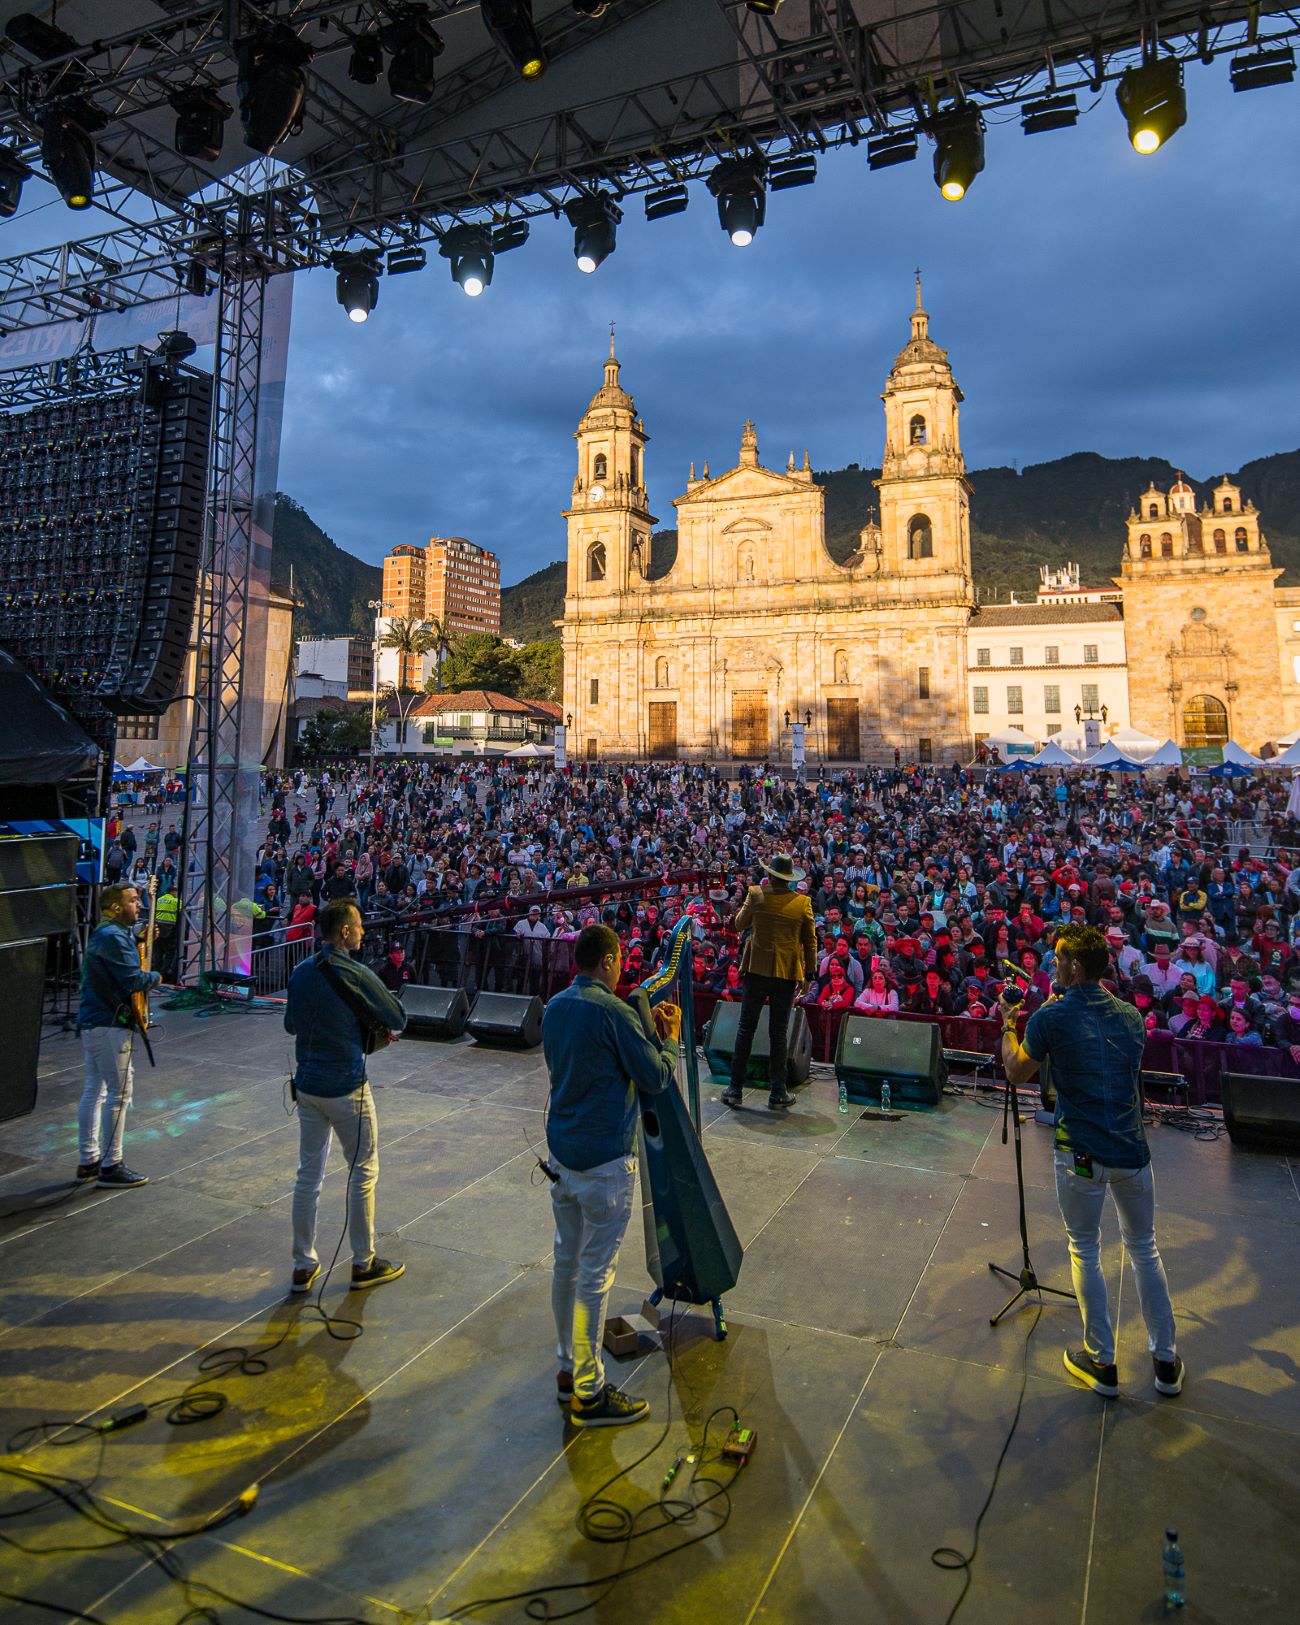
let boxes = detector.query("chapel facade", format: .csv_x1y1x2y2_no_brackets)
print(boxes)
560,286,975,763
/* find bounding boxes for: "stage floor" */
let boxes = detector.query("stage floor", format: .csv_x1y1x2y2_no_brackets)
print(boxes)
3,1005,1299,1624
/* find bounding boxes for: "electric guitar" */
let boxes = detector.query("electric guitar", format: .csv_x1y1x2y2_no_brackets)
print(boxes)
130,874,158,1034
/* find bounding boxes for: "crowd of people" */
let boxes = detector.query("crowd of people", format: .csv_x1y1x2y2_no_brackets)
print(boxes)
236,754,1300,1056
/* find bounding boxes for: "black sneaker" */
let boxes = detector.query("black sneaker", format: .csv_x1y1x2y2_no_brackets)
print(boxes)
556,1370,574,1406
350,1256,404,1290
720,1087,743,1108
568,1383,649,1429
76,1161,101,1182
291,1264,320,1295
768,1089,795,1110
1063,1347,1119,1397
1153,1355,1185,1396
96,1163,148,1188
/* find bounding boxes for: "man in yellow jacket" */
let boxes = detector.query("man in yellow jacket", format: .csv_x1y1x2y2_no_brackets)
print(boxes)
722,853,818,1111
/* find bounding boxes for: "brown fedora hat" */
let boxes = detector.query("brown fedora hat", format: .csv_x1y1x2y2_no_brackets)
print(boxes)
761,852,806,883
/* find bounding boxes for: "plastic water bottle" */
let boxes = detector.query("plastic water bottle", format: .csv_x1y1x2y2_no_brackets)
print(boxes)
838,1080,848,1114
880,1081,892,1116
1162,1529,1185,1611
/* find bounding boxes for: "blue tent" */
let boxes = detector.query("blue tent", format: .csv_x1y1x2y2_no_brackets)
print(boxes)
1206,760,1255,778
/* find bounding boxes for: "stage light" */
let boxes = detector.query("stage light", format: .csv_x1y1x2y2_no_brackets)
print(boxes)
440,225,494,296
769,154,816,191
930,107,984,200
347,32,383,86
170,86,232,162
1021,93,1079,134
565,194,621,273
572,1,609,15
334,252,380,322
1117,57,1186,154
384,6,445,104
746,2,785,12
4,13,79,62
707,158,766,246
867,131,917,170
0,150,31,219
481,1,547,81
386,245,427,275
236,26,313,156
645,184,688,221
184,260,209,297
1230,46,1295,91
40,107,96,209
156,329,198,363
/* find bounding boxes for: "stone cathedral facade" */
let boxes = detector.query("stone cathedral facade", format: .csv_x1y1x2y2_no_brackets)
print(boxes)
561,287,976,763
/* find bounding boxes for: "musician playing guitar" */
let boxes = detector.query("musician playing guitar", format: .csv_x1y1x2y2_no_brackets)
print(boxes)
75,884,160,1189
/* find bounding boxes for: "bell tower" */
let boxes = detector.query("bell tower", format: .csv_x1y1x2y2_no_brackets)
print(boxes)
564,327,655,601
875,278,973,600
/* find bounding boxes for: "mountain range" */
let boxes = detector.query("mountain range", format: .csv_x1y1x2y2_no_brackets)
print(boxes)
270,449,1300,645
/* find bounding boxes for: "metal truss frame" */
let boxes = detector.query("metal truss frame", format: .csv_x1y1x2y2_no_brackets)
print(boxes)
0,344,143,409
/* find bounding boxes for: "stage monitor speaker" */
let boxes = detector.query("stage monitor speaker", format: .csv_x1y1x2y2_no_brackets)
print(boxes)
401,984,470,1040
466,992,543,1049
0,939,44,1122
1220,1071,1300,1153
834,1015,947,1109
702,1000,812,1087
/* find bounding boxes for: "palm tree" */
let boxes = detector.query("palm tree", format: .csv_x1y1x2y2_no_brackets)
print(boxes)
379,616,435,693
425,616,455,693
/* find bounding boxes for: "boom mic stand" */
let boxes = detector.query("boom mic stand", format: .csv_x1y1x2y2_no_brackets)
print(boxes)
987,1056,1074,1327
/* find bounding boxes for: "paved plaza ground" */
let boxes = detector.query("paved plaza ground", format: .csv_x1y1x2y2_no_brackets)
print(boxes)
2,1002,1299,1623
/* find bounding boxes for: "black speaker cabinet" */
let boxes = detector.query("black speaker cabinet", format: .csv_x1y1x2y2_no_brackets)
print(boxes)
1220,1071,1300,1153
400,984,470,1040
834,1015,947,1109
702,999,812,1087
466,992,543,1050
0,939,44,1122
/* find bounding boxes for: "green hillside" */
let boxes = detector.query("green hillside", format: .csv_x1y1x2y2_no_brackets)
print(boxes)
270,492,382,636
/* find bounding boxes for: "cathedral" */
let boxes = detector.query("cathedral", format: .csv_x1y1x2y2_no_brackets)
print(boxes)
560,290,1299,762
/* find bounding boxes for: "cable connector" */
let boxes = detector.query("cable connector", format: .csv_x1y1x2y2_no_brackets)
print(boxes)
101,1404,148,1433
536,1155,560,1184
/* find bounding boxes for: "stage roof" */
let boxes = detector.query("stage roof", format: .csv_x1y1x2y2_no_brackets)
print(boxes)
1,2,1295,256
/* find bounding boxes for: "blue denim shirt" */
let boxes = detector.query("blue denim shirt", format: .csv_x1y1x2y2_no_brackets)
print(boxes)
1024,984,1149,1168
284,946,407,1097
76,923,160,1029
542,975,678,1172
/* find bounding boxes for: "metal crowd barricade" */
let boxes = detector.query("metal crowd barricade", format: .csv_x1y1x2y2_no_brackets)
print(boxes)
247,932,316,995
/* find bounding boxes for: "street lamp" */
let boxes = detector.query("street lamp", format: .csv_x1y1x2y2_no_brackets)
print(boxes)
367,597,394,785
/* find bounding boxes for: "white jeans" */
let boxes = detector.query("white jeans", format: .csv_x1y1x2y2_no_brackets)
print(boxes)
292,1085,378,1270
1053,1151,1177,1367
77,1027,134,1165
551,1154,637,1401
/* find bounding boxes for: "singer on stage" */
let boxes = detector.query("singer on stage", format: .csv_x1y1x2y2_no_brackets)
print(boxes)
998,924,1183,1401
721,853,817,1112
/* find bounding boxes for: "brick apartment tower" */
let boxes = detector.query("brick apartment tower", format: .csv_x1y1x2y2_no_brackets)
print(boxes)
383,536,501,687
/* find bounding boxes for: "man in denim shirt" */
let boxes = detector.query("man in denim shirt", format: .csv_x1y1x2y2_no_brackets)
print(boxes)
542,924,679,1427
999,923,1182,1400
284,898,407,1294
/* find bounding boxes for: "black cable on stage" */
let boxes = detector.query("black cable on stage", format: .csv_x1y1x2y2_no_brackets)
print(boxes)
930,1299,1044,1624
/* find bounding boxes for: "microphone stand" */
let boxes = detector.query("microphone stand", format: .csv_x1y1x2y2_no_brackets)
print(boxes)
987,1008,1074,1327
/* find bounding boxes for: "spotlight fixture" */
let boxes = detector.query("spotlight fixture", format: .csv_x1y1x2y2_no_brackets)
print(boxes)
565,193,621,273
644,184,688,221
4,12,80,63
769,154,817,191
386,245,427,275
170,86,232,163
439,225,494,297
0,149,31,219
156,329,198,363
1021,92,1079,134
481,0,547,81
746,1,785,12
930,107,984,200
236,26,313,156
1230,46,1295,91
347,32,383,86
383,6,445,105
866,131,917,170
183,260,210,298
1116,56,1186,154
572,1,609,15
40,104,100,209
707,157,767,247
334,252,380,323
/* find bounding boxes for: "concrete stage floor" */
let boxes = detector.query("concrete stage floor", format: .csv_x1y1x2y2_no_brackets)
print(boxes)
2,1005,1299,1625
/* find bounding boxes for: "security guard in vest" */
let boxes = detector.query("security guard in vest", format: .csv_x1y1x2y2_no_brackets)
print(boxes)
153,886,180,981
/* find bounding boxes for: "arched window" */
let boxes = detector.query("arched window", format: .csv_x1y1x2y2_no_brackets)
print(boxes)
908,514,933,560
1235,527,1249,552
909,414,927,446
1213,529,1227,554
1160,533,1174,558
593,453,607,482
1222,497,1234,513
630,447,640,486
1139,533,1152,558
1183,694,1229,749
1148,503,1160,518
655,656,669,688
586,541,606,581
